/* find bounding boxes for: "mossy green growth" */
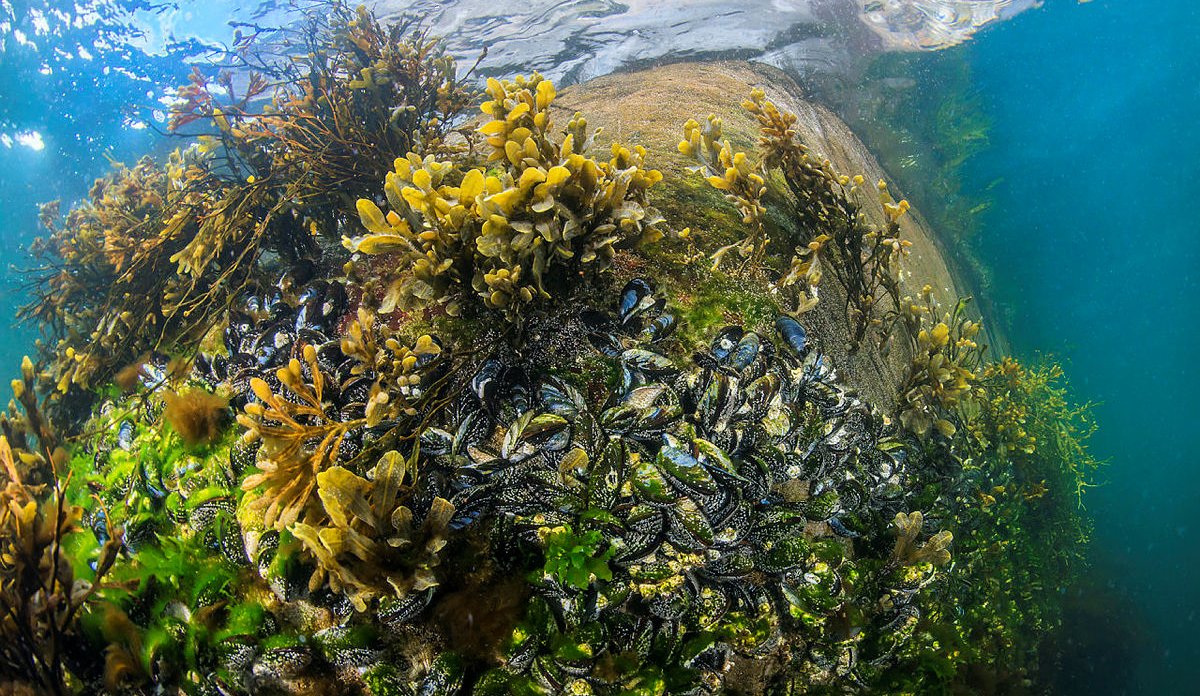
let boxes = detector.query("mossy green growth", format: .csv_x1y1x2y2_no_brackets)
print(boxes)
539,523,616,590
80,534,257,691
671,275,782,348
880,357,1101,692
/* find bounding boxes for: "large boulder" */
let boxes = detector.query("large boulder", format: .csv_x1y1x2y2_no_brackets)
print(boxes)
558,60,996,409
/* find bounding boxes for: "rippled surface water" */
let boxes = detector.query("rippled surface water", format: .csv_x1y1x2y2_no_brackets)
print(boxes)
2,0,1195,693
379,0,1038,83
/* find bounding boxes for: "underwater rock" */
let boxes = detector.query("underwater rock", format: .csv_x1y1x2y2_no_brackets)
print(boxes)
5,8,1091,692
555,60,1002,409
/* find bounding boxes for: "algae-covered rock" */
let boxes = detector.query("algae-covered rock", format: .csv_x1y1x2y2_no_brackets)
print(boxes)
2,7,1093,696
556,60,995,409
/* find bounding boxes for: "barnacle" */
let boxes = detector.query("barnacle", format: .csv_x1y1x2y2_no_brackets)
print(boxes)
346,73,666,320
292,451,454,612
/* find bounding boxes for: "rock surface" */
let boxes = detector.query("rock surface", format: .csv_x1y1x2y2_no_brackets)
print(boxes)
558,60,997,409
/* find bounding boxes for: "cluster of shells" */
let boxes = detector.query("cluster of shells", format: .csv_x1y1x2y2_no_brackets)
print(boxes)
337,278,928,691
82,273,945,693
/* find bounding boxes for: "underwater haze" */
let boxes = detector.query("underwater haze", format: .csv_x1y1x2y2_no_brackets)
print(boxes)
0,0,1195,694
961,1,1200,692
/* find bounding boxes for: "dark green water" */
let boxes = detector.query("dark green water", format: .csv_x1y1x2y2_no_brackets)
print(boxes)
960,1,1200,692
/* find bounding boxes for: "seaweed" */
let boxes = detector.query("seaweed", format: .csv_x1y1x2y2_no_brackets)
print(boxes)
345,73,668,322
291,451,455,612
20,0,475,417
0,359,119,694
163,388,229,448
895,289,985,438
891,511,953,567
681,89,918,352
238,347,370,529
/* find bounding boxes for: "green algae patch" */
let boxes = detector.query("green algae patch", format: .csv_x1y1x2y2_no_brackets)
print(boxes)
671,274,782,347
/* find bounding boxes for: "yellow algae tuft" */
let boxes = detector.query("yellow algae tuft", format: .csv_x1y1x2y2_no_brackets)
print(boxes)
892,511,953,567
162,388,229,447
345,74,668,320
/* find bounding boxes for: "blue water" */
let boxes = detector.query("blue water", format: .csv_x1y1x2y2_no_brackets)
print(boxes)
961,1,1200,691
1,1,1197,692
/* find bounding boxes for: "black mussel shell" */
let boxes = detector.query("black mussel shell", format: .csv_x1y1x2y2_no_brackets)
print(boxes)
277,259,317,292
379,588,435,627
641,312,677,343
618,278,657,325
252,645,312,681
471,358,505,404
295,281,347,333
230,439,261,474
727,331,761,371
776,315,808,357
253,321,296,368
710,326,745,362
225,312,256,355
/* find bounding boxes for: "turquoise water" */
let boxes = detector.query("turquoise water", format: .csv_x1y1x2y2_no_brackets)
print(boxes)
959,1,1199,691
1,1,1196,692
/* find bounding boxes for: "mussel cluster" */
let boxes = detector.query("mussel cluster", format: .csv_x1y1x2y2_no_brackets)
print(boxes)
207,270,393,464
83,406,244,564
205,269,347,394
369,278,917,691
81,274,938,693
